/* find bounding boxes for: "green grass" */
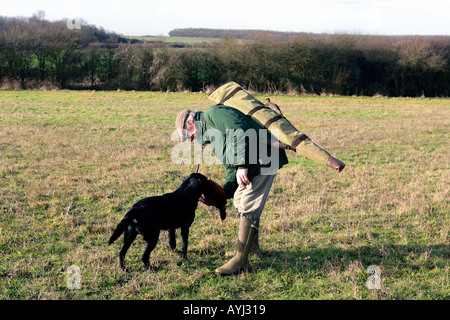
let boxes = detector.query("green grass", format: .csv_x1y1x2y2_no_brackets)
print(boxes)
0,90,448,300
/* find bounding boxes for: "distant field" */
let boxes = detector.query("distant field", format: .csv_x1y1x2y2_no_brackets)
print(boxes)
127,35,220,44
0,90,448,300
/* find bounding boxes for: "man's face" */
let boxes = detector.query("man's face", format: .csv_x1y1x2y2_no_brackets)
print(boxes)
186,120,196,142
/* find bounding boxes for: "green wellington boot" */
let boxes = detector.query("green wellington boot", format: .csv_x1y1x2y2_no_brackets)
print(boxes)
225,219,261,258
250,220,262,258
215,217,258,276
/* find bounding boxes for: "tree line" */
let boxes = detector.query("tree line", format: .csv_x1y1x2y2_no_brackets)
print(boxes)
1,15,449,96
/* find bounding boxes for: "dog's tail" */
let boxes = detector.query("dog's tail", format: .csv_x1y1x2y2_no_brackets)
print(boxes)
108,208,139,245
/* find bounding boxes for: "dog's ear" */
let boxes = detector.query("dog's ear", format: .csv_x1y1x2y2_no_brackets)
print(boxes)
201,179,227,220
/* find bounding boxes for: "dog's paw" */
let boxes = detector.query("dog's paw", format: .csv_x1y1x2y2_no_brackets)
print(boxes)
220,207,227,221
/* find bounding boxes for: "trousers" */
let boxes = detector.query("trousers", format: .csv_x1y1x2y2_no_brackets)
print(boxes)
233,173,276,221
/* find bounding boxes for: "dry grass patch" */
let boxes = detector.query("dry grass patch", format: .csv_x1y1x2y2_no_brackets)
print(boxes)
0,91,448,300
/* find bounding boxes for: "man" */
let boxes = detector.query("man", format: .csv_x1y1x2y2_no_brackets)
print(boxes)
175,105,344,276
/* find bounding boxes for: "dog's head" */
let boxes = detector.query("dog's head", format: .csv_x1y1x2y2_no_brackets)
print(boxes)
184,172,208,189
184,172,227,221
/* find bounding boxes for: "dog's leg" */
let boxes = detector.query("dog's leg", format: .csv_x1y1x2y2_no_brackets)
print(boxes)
142,230,160,270
180,226,190,258
119,226,137,271
168,229,176,251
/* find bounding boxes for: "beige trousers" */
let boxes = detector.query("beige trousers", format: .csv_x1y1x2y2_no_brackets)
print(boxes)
233,173,276,221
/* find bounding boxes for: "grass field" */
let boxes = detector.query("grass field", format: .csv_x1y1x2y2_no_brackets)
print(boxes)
0,90,448,300
126,35,220,44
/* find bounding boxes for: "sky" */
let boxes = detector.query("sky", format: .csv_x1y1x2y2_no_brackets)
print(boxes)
1,0,449,36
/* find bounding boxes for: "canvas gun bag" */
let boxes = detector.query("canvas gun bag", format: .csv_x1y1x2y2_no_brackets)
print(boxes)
208,81,331,165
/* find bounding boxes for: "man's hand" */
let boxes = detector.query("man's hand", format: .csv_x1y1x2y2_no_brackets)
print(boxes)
236,168,251,189
326,157,345,172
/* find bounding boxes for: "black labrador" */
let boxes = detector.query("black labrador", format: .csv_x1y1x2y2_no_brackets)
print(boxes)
108,173,226,270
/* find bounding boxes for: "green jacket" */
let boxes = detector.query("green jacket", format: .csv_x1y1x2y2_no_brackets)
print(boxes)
195,105,289,198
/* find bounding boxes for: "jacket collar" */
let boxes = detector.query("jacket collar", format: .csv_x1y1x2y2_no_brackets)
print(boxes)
194,111,208,145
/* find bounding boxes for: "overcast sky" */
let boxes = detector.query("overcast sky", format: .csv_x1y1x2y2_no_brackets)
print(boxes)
1,0,449,36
